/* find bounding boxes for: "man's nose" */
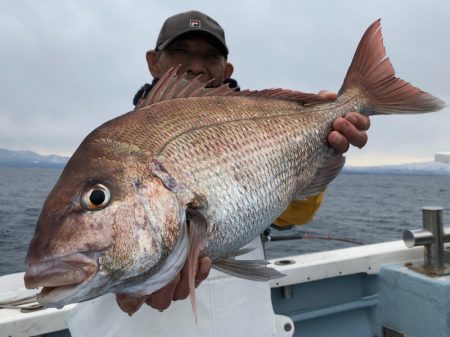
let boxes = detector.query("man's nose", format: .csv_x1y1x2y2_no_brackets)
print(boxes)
184,56,207,77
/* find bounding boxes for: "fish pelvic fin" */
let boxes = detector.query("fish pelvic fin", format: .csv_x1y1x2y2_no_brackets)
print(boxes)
212,250,285,282
339,19,445,115
186,208,208,324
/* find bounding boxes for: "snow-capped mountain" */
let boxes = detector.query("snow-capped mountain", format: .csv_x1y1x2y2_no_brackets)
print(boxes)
1,148,449,175
343,161,450,176
0,148,68,168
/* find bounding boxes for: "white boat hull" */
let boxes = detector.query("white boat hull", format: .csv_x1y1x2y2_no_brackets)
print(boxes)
1,240,432,337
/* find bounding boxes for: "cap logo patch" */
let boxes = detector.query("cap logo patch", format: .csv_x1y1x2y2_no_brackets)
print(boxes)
190,19,201,28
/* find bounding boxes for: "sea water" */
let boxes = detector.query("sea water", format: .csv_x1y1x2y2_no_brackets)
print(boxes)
0,167,449,275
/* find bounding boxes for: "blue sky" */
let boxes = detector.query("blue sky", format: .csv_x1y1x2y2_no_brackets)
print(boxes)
1,0,449,166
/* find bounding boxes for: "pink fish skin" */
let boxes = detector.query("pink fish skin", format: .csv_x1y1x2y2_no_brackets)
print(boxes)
24,19,444,312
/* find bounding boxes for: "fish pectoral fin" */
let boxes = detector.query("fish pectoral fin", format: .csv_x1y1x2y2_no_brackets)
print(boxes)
186,208,208,323
296,154,345,199
212,257,285,281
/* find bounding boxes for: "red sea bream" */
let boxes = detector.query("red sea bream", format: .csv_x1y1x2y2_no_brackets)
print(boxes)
24,20,445,314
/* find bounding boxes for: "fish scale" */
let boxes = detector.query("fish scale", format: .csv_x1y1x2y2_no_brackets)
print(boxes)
150,97,342,257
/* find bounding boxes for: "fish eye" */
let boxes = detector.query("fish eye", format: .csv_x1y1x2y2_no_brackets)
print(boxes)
81,184,111,211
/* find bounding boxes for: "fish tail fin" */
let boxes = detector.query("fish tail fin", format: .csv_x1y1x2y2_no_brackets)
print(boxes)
338,19,445,116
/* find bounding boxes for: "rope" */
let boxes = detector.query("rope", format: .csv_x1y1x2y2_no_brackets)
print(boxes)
266,231,363,245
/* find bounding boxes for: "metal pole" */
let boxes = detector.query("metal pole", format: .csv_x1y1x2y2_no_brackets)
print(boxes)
422,206,444,270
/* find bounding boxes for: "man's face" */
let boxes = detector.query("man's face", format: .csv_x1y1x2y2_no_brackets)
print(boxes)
147,33,233,88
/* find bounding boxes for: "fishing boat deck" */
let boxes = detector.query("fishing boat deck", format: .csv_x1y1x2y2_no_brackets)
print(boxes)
0,241,425,337
0,272,74,337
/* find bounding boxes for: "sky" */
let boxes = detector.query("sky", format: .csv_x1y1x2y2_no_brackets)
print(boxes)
1,0,449,166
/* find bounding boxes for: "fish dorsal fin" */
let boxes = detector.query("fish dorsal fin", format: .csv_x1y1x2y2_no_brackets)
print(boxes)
135,65,334,109
238,88,334,105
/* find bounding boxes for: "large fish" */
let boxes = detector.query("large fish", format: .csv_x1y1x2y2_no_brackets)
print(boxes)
24,20,444,313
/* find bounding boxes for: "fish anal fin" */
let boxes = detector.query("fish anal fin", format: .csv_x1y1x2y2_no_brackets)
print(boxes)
297,155,345,199
186,208,208,324
213,255,285,282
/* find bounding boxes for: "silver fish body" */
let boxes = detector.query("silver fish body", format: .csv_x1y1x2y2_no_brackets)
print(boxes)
148,95,346,259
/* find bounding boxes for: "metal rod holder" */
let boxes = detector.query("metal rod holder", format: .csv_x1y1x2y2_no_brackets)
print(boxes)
403,206,450,275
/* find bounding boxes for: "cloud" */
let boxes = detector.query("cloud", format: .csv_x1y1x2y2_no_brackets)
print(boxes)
1,0,449,163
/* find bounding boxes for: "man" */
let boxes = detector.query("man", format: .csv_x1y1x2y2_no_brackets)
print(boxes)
123,10,370,313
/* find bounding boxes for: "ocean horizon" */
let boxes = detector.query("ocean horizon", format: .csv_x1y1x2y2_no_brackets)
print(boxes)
1,166,449,276
1,147,450,175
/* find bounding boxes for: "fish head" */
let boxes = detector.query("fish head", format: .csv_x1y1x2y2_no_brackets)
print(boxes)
24,136,185,307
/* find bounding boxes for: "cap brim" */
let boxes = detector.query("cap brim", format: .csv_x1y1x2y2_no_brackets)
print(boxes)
156,29,228,56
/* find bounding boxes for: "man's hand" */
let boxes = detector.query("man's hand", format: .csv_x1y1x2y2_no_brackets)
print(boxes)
115,256,212,315
318,91,370,153
145,256,211,310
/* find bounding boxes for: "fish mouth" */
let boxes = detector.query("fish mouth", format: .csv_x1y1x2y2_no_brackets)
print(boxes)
37,283,88,308
24,252,99,306
39,284,77,299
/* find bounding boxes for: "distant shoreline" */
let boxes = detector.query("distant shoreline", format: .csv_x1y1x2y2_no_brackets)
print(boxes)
1,164,449,177
341,170,450,177
0,163,66,169
1,148,449,176
0,148,68,169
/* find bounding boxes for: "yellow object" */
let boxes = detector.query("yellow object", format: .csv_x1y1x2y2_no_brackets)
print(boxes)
273,192,324,227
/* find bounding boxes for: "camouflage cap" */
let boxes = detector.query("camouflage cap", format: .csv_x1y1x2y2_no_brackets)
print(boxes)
155,10,229,56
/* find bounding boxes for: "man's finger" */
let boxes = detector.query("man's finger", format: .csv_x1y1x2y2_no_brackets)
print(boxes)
317,90,337,100
328,131,349,153
173,261,191,301
195,257,212,287
145,274,180,311
172,257,212,300
115,294,147,316
345,112,371,131
331,118,368,149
